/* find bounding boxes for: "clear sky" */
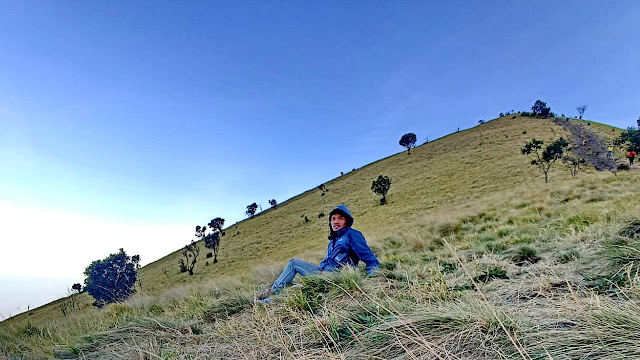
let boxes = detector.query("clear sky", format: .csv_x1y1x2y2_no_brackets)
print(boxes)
1,1,639,319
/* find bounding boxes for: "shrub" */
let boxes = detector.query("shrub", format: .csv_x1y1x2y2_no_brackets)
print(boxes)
83,248,140,307
246,203,258,217
318,212,325,218
206,252,213,258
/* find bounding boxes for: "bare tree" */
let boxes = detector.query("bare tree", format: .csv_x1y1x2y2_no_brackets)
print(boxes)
577,105,587,119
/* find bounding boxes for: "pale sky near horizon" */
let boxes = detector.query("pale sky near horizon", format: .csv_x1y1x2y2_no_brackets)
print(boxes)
1,1,639,319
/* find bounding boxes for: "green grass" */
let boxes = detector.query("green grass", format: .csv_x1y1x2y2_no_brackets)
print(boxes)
3,115,640,359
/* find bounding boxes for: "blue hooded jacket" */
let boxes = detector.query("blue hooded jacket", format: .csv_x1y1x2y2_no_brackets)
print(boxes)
318,205,380,275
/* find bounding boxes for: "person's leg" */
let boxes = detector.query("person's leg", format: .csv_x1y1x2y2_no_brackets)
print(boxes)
272,258,319,291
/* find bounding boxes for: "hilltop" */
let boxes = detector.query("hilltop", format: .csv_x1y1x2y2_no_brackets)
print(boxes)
2,115,640,359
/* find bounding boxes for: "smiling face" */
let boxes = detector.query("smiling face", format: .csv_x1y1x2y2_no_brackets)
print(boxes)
330,213,348,232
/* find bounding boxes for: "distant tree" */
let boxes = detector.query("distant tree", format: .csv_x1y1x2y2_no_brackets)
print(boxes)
195,225,207,240
636,117,640,129
131,254,142,290
562,155,585,178
180,240,200,275
576,105,587,119
532,100,551,117
479,119,486,125
83,248,140,307
208,217,225,234
318,184,327,196
614,127,640,152
58,283,84,315
203,233,220,263
521,138,569,183
246,202,258,217
371,175,392,205
399,133,417,154
269,199,277,208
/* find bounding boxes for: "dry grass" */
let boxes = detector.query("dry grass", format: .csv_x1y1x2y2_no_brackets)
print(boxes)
2,116,640,359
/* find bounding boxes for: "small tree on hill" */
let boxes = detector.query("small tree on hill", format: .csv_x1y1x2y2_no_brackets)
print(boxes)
371,175,392,205
399,133,417,155
203,233,220,263
246,203,258,217
208,217,225,234
532,100,551,117
180,240,200,275
195,225,207,239
614,127,640,152
199,217,224,264
318,184,327,196
521,138,569,183
71,283,82,292
576,105,587,119
562,155,585,178
83,248,140,307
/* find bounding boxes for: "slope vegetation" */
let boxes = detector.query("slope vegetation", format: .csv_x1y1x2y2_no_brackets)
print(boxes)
2,115,640,360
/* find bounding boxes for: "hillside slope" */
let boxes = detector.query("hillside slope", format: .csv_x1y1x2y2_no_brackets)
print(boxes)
3,115,640,359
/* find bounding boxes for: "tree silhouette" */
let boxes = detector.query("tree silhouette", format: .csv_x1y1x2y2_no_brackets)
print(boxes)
532,100,551,117
207,217,225,234
180,240,200,275
521,138,569,183
399,133,417,155
83,248,140,307
269,199,277,208
371,175,392,205
576,105,587,119
246,203,258,217
203,233,220,263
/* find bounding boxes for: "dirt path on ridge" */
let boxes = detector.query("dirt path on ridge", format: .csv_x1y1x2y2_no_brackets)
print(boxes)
553,118,616,171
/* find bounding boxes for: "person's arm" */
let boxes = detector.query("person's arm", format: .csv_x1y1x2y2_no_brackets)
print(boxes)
348,230,379,275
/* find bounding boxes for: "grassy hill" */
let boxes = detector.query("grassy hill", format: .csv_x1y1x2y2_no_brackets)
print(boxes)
2,115,640,359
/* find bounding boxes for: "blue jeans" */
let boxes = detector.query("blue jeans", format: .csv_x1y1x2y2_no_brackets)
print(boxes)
272,258,320,291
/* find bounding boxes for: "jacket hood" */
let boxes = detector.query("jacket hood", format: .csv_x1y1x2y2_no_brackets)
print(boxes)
329,204,354,232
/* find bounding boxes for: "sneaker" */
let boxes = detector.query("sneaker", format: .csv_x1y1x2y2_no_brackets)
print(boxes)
257,288,275,300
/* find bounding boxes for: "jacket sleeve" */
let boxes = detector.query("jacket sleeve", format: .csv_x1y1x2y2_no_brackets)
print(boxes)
348,230,380,275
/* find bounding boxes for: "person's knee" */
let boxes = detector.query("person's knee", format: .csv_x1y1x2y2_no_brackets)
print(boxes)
289,258,302,266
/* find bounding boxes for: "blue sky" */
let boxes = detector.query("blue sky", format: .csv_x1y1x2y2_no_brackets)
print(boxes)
1,1,639,318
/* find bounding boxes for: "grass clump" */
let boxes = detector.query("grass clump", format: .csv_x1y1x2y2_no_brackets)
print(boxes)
511,245,541,266
474,267,509,283
619,220,640,239
556,248,580,263
286,269,363,314
204,293,252,321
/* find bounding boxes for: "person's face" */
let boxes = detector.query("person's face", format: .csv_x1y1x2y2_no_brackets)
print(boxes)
331,213,347,232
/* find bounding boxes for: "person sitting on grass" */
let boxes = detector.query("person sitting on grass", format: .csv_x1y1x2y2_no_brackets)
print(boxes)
258,204,380,301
